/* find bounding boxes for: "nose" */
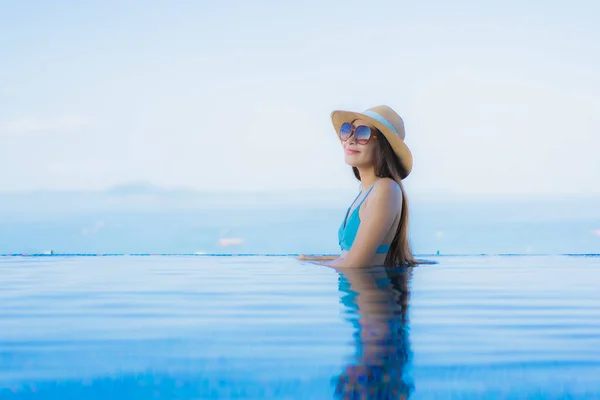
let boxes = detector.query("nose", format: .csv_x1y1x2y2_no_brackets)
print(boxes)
346,130,357,145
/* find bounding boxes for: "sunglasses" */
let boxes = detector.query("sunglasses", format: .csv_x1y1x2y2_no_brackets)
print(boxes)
339,122,376,145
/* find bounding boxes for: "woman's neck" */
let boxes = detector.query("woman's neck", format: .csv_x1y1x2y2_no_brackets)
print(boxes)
356,166,378,191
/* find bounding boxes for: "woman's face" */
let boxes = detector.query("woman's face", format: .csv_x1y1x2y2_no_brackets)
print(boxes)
342,119,377,167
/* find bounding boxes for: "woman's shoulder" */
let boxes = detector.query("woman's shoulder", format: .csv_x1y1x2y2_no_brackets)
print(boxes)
373,177,401,195
367,177,401,206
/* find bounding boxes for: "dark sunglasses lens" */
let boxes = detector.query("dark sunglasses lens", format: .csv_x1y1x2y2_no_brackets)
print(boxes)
340,123,352,140
355,126,371,144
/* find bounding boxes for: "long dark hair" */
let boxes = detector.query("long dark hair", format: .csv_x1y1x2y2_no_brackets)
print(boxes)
352,129,419,267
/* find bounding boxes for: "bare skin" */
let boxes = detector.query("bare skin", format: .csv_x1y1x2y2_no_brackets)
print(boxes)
300,119,402,268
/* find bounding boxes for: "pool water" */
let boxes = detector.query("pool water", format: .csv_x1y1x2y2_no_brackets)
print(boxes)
1,255,600,399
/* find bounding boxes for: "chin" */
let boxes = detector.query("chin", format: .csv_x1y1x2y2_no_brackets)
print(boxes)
345,155,367,167
344,158,359,167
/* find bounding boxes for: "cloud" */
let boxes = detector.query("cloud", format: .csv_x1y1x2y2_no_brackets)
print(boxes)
0,115,89,136
81,221,106,236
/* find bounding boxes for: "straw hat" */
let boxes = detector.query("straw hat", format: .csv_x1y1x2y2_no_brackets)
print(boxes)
330,105,413,179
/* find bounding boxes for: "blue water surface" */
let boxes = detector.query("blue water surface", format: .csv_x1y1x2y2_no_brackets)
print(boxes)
1,255,600,399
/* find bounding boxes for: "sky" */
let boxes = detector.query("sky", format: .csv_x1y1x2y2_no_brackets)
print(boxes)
0,0,598,197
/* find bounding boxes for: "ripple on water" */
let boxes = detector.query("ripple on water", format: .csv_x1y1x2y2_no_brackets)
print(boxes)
1,255,600,399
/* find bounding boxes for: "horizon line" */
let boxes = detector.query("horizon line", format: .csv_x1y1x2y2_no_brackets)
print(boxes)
1,253,598,258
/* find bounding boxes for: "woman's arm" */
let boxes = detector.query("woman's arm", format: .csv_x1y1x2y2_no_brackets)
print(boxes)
297,254,339,261
322,179,402,268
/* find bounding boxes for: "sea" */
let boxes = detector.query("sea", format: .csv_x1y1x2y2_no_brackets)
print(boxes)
1,188,599,256
1,254,600,399
1,188,600,398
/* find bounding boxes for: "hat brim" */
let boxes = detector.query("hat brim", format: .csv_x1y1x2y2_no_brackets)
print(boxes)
331,110,413,179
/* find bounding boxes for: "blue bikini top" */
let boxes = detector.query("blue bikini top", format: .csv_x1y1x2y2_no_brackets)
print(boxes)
337,179,391,254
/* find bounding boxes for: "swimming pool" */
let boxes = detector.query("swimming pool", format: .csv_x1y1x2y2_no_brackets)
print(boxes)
1,255,600,399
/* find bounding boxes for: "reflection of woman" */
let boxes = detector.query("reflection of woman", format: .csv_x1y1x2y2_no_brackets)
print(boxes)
299,105,420,268
333,265,414,399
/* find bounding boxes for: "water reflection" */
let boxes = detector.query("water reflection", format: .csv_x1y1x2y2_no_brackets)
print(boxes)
333,266,414,400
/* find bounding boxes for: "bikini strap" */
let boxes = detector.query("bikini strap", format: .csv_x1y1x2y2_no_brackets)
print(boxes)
346,187,364,214
342,188,364,228
342,178,380,228
354,178,380,209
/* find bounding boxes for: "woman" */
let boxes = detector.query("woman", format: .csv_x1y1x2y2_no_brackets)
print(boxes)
301,105,418,268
